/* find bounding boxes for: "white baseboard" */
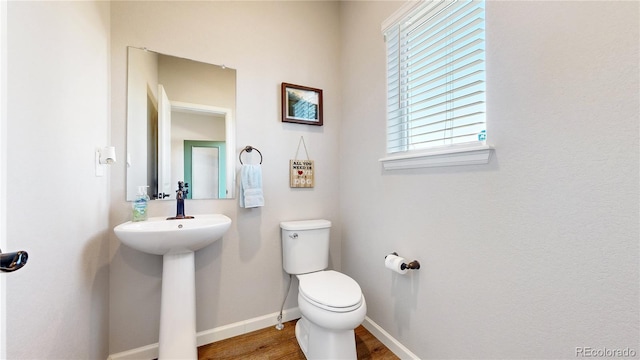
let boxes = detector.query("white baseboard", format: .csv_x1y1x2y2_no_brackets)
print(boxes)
362,316,420,360
107,342,158,360
107,308,302,360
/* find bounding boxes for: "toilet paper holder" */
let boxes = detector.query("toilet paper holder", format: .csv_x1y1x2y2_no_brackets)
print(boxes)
386,252,420,270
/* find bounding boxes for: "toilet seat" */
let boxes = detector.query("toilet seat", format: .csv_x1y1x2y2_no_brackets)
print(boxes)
297,270,363,313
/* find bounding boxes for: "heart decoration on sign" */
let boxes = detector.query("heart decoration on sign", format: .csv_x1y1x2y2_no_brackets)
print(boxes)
298,170,303,175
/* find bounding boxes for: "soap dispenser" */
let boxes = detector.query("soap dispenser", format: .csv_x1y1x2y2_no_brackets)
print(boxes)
132,186,150,222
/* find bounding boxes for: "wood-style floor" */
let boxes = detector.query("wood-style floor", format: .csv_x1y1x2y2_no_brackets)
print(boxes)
198,320,399,360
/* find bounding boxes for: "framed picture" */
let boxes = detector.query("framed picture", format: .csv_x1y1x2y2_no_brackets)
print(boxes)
281,83,323,126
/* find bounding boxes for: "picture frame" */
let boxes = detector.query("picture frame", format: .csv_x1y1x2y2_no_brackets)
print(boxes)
281,83,323,126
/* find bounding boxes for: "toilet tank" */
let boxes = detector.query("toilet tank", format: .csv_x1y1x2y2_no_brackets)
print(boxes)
281,219,331,274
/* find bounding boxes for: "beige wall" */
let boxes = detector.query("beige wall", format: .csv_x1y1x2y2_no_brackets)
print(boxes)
158,54,236,110
340,1,639,358
5,1,111,359
109,1,342,353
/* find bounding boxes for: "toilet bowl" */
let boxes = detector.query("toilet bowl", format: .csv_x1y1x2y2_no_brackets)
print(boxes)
295,271,367,359
280,220,367,360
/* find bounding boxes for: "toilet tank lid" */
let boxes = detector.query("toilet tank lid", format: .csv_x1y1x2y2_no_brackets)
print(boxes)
280,219,331,231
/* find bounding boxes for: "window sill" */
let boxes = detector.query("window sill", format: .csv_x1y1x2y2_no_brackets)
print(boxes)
379,143,494,171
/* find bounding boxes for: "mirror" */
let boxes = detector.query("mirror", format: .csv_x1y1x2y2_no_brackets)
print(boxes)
126,47,236,200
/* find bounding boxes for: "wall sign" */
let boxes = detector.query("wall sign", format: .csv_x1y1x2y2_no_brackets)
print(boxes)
290,136,314,188
290,159,314,188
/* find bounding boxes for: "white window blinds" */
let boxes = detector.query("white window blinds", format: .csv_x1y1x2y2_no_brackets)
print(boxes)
384,0,486,154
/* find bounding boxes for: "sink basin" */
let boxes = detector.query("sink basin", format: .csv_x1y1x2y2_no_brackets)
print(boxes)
114,213,232,359
114,214,231,255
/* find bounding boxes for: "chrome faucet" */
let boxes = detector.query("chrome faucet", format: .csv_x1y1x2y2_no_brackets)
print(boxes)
167,181,194,220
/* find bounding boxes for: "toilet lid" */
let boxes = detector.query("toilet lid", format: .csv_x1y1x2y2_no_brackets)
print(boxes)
298,271,362,310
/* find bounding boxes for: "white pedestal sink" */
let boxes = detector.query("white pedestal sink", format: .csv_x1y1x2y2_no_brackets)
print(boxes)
114,214,231,359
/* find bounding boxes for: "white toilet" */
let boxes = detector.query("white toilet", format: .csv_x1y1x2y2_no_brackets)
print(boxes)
280,219,367,360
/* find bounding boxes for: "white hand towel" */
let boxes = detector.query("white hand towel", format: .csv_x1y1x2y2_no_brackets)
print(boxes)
240,164,264,208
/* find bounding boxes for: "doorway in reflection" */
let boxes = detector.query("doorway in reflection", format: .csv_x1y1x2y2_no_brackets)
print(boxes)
184,140,227,199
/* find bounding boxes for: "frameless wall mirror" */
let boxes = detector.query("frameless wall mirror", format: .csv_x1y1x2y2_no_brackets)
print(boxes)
126,47,236,201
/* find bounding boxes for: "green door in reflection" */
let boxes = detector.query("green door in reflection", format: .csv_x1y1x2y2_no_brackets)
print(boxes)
184,140,226,199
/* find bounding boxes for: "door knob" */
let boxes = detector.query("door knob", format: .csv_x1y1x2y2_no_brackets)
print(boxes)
0,249,28,272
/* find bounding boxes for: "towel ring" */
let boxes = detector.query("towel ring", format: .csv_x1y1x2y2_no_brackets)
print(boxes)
239,146,263,164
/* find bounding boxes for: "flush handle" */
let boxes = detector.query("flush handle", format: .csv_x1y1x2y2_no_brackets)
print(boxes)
289,233,298,239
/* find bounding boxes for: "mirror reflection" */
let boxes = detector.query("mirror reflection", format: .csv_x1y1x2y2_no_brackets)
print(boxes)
126,47,236,200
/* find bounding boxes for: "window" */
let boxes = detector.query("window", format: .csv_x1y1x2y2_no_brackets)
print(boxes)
380,0,491,169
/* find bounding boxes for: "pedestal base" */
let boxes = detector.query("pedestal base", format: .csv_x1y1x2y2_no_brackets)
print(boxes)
159,252,197,359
